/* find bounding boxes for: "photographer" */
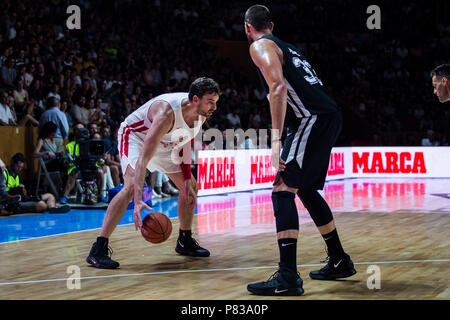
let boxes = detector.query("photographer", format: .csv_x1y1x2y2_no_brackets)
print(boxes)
3,153,70,214
64,124,107,204
32,121,75,201
0,157,20,215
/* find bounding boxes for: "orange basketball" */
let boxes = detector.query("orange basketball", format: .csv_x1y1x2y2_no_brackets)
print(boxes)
141,212,172,244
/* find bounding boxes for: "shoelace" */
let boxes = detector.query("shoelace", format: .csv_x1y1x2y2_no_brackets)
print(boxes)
320,247,330,264
107,246,114,257
266,270,280,282
266,269,302,282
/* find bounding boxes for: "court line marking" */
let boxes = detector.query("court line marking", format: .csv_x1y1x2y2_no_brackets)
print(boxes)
0,258,449,286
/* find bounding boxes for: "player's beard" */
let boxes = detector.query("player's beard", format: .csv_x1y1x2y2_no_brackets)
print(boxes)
201,110,214,118
247,34,254,44
198,106,214,118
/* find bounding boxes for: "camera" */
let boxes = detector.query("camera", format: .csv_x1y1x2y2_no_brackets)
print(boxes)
75,128,105,178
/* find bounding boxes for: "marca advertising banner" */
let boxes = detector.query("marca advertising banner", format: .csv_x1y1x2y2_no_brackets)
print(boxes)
196,147,450,196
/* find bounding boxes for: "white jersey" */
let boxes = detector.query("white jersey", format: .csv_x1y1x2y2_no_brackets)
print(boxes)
118,92,202,174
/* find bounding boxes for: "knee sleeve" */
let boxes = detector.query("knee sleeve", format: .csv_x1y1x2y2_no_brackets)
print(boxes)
297,189,333,227
272,191,299,233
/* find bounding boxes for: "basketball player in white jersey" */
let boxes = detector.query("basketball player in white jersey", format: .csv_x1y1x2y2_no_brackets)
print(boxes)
86,77,220,268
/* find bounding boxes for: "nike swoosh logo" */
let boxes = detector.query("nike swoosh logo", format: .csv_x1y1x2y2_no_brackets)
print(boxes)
178,241,184,248
274,288,289,294
281,242,295,247
334,260,342,268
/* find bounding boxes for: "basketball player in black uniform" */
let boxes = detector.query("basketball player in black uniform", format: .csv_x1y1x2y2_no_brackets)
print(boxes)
244,5,356,296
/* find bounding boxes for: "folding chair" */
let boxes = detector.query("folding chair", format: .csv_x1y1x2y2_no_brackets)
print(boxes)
35,158,63,200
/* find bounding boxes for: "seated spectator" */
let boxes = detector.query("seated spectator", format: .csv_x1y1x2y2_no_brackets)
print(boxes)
421,129,440,146
70,95,89,126
92,132,118,197
3,153,70,214
32,122,66,171
0,91,16,126
1,58,17,89
87,98,103,124
13,79,29,110
101,126,121,186
226,109,241,128
0,156,20,205
47,83,61,101
152,171,179,199
11,96,39,127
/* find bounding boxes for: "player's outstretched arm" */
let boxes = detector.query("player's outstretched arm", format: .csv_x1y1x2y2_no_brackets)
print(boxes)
132,102,174,230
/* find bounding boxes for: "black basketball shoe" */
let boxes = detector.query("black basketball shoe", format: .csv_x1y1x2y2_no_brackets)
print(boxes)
86,238,120,269
309,253,356,280
175,236,210,257
247,266,304,296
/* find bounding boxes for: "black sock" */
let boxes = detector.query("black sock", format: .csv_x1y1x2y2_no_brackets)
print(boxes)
322,229,345,260
178,229,192,240
278,238,297,272
96,236,108,246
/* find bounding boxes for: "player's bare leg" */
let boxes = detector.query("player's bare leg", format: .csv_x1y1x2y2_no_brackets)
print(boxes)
167,172,210,257
86,165,135,269
98,165,135,238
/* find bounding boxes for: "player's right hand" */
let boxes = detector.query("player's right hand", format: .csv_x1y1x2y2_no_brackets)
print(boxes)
271,140,285,171
133,200,152,231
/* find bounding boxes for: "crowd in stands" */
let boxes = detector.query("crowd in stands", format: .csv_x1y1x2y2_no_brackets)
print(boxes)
0,0,448,209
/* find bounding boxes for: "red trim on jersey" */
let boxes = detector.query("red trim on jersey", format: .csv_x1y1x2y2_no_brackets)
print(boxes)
120,120,147,158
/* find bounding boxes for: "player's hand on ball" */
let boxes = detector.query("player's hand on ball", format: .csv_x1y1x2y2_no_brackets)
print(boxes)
133,200,152,231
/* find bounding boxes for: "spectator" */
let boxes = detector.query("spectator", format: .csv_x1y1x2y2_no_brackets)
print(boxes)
0,156,20,203
47,83,61,101
1,58,17,89
101,126,121,186
38,97,69,152
421,129,440,146
70,95,89,126
226,108,241,128
3,153,70,214
0,91,15,126
13,79,28,110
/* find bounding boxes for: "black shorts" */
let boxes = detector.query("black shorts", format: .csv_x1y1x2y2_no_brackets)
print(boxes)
274,111,342,190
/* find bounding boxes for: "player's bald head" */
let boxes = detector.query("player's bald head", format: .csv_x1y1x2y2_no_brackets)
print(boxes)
244,4,272,31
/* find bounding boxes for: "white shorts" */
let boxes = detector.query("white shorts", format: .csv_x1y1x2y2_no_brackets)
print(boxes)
117,125,182,176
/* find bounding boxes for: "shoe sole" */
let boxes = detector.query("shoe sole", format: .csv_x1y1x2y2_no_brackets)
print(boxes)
247,286,304,296
175,247,210,257
86,256,120,269
309,268,357,280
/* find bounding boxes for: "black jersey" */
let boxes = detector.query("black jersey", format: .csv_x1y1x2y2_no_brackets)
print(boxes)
258,34,339,127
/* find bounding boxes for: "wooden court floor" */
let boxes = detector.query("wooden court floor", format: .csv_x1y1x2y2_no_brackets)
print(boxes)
0,208,449,300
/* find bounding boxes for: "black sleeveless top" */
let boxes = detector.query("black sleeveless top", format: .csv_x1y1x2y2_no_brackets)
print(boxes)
258,34,339,127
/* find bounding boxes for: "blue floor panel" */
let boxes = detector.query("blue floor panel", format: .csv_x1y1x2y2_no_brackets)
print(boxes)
0,197,181,243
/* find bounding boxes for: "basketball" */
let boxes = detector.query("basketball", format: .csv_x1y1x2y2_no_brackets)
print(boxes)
141,212,172,244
